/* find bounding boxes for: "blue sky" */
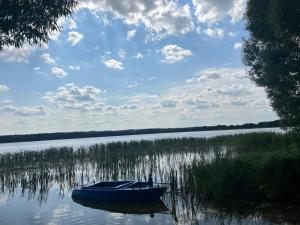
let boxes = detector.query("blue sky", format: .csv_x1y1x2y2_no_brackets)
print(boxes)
0,0,277,135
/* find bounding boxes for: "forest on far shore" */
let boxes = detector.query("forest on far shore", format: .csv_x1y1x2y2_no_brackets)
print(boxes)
0,120,280,144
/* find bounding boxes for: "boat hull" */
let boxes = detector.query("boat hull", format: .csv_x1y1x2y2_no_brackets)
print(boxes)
72,186,167,202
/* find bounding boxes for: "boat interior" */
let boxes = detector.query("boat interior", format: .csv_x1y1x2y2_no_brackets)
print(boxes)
83,181,158,189
85,181,134,189
124,182,151,189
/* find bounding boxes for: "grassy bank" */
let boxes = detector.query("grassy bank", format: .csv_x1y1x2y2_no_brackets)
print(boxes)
185,132,300,203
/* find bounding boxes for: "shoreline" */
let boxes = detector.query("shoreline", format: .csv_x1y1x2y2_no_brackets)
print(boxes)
0,120,280,144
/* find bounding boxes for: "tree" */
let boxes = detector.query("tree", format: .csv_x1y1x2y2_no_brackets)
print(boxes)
243,0,300,130
0,0,78,50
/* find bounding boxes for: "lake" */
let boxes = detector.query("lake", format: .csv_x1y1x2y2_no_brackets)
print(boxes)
1,127,297,225
0,127,282,153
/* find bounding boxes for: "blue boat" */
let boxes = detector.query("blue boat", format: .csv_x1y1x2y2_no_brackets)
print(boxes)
71,180,168,202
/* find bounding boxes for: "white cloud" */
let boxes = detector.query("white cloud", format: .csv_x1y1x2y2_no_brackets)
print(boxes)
0,84,9,92
126,93,158,104
40,53,56,64
134,53,144,59
214,83,251,96
118,49,126,58
230,99,247,106
186,67,248,84
15,106,47,116
143,67,272,126
51,67,68,78
187,70,221,83
192,0,247,24
203,28,224,39
33,67,41,71
47,17,77,41
103,59,123,70
0,65,276,133
228,31,237,37
0,105,17,112
234,42,242,49
148,76,156,81
0,99,13,104
80,0,194,38
161,99,177,108
0,44,39,63
127,29,136,40
43,83,104,110
0,105,47,116
229,0,248,23
68,65,81,70
185,99,219,109
128,83,139,88
161,45,192,64
67,31,83,46
119,104,138,110
68,18,77,29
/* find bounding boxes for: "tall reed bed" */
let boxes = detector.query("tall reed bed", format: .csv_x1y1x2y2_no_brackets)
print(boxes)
184,138,300,203
1,131,297,167
0,131,299,204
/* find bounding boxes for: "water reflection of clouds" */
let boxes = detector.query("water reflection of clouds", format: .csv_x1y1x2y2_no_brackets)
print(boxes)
110,212,124,220
46,203,72,225
0,196,7,205
33,214,41,220
53,203,71,219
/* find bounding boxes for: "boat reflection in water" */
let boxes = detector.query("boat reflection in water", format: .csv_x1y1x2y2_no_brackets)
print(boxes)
72,196,169,215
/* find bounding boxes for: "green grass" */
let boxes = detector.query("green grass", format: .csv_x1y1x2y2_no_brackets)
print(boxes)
185,144,300,203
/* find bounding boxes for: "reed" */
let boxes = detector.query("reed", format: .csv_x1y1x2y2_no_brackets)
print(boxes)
0,131,299,204
185,146,300,203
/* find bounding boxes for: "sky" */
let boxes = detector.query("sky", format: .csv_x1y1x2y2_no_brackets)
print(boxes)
0,0,278,135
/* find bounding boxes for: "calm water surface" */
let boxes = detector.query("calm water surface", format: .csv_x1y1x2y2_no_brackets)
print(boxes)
1,127,296,225
0,127,282,153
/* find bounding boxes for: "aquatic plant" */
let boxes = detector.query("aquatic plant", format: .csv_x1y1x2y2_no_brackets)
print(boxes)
185,148,300,203
0,131,299,205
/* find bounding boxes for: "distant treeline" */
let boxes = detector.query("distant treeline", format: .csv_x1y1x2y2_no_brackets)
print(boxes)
0,120,280,144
